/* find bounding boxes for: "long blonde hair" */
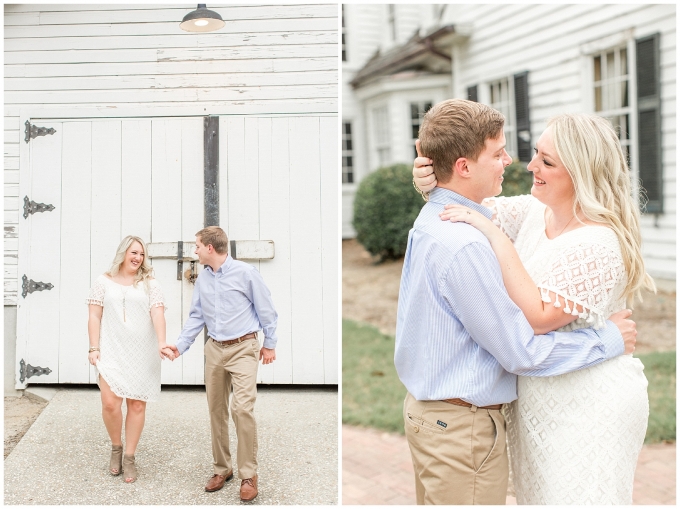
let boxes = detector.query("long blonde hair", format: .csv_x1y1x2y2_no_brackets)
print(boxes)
548,113,656,305
107,235,154,291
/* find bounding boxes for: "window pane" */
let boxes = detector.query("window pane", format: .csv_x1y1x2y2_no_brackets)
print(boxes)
594,56,601,82
620,48,627,75
620,114,629,141
345,138,352,151
410,103,419,120
606,51,615,78
621,81,629,108
344,122,352,135
595,85,602,111
424,103,432,112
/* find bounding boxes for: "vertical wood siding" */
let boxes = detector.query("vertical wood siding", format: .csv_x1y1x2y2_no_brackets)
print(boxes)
4,4,338,304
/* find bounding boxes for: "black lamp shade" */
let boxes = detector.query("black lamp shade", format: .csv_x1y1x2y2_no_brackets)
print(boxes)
180,4,225,32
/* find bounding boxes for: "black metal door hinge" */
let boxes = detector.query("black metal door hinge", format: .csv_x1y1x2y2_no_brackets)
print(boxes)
22,274,54,298
23,196,55,219
19,359,52,383
24,121,56,143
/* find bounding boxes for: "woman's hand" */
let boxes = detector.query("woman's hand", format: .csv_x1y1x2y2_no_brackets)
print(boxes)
159,344,179,361
413,140,437,193
88,351,100,366
440,204,498,238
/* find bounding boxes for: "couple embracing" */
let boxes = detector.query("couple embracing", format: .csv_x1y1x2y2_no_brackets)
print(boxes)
395,99,653,504
87,226,276,501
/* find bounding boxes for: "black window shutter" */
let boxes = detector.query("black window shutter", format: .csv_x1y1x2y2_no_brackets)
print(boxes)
514,71,531,163
636,33,662,213
467,85,478,102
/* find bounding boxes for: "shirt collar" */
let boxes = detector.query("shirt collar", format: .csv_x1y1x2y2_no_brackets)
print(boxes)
428,187,494,219
206,255,233,275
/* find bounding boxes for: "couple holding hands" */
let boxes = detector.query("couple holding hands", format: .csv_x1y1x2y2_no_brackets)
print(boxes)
87,226,276,501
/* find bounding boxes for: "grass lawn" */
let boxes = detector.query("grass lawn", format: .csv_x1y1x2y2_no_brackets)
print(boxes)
637,351,676,443
342,318,676,443
342,319,406,432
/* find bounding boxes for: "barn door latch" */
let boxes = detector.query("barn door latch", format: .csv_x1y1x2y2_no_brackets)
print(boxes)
177,241,184,281
24,121,56,143
19,359,52,383
23,196,55,219
22,274,54,298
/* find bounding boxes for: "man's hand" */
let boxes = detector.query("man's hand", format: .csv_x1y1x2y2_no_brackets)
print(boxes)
259,347,276,365
608,309,637,354
413,140,437,192
161,344,180,361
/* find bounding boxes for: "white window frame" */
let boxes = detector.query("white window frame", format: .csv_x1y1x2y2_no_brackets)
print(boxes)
372,105,391,168
486,77,517,160
409,101,433,159
580,32,639,207
342,121,354,184
341,5,347,62
591,45,634,168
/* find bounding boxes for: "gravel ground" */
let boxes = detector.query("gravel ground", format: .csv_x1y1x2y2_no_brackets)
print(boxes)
4,385,337,505
342,239,676,353
4,393,47,459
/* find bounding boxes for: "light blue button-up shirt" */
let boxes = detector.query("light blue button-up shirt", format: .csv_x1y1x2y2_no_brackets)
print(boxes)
175,255,278,353
394,187,624,406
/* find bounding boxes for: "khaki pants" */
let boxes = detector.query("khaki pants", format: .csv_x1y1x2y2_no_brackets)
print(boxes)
204,337,259,479
403,392,508,505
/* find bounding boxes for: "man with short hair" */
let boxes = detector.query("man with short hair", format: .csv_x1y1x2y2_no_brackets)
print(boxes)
164,226,277,501
394,99,637,504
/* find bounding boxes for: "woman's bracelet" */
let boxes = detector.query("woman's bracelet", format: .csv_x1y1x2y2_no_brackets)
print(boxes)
89,347,100,352
412,179,430,202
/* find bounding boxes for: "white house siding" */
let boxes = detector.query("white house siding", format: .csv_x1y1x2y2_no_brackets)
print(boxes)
442,3,675,279
343,4,675,280
341,4,439,237
4,3,338,304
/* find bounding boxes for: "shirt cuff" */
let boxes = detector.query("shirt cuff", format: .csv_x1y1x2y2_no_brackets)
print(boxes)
174,338,191,355
262,337,277,349
599,320,625,359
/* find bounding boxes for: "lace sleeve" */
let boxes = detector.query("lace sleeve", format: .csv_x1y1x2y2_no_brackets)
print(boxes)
537,242,624,329
483,194,534,242
148,280,168,311
86,277,106,306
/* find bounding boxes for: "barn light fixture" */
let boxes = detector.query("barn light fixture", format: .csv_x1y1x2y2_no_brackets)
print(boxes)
180,4,225,33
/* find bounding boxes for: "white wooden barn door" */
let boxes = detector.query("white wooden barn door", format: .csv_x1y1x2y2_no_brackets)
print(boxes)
219,116,338,384
17,115,337,388
16,117,205,388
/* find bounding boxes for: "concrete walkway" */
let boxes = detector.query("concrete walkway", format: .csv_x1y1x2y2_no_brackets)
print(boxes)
4,386,338,505
342,424,676,505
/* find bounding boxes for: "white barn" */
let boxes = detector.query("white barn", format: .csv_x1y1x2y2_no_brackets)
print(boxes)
342,4,675,282
4,4,338,391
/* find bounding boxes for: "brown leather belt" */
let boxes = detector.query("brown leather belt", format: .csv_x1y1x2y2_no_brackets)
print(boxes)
211,332,257,346
442,398,502,410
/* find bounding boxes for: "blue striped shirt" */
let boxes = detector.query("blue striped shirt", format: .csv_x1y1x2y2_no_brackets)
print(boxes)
394,188,624,406
175,255,278,353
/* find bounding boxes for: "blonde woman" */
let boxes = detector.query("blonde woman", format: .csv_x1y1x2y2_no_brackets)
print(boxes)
87,236,170,483
413,113,654,504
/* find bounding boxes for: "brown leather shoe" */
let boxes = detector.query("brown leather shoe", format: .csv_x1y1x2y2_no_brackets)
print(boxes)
240,475,258,501
204,471,233,492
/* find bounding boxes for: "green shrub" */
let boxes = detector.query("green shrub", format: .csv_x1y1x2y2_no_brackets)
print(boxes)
353,164,425,260
500,160,533,197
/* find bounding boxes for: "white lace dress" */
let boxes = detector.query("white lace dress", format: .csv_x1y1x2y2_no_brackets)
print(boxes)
490,194,649,505
87,275,167,402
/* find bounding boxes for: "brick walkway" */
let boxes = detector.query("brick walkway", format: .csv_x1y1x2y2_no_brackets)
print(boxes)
342,425,676,505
